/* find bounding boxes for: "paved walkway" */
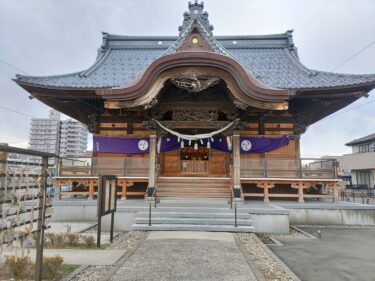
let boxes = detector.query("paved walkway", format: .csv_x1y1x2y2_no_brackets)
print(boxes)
110,231,258,281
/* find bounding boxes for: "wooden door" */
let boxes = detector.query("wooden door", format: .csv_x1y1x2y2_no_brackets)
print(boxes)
163,150,180,175
210,150,227,176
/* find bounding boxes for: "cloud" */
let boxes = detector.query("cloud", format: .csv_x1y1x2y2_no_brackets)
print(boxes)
0,0,374,155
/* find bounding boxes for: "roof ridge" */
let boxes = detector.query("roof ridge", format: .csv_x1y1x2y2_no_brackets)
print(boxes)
283,48,316,76
80,49,111,77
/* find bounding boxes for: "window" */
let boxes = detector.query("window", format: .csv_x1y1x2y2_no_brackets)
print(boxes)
354,170,372,188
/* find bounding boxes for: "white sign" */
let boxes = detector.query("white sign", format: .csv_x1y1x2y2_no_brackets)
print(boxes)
241,140,252,151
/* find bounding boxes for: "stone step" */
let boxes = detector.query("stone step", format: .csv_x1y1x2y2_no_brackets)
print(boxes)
138,206,249,212
136,211,251,219
131,223,255,232
134,217,251,225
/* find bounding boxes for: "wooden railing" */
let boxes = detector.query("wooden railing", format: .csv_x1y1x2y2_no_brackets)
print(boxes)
240,158,338,179
58,157,149,177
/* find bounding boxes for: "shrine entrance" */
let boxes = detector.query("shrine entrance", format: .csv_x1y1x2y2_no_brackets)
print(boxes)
161,147,229,177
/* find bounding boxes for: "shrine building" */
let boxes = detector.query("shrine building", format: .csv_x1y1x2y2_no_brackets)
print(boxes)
14,1,375,202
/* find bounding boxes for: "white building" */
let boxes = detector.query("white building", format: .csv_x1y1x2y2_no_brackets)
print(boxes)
59,119,88,157
335,133,375,188
29,110,88,157
29,110,61,155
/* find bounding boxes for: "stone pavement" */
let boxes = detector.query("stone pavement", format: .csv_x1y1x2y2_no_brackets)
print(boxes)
109,231,258,281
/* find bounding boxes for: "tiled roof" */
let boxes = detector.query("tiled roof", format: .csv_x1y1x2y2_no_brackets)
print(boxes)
346,133,375,146
15,2,375,91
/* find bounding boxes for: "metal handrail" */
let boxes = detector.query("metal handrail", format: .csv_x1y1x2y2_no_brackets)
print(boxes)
152,163,160,208
361,191,370,204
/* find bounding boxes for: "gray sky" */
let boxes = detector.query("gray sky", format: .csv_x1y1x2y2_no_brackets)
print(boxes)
1,0,374,157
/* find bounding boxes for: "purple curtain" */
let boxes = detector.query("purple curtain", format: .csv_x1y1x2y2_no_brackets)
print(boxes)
93,135,291,154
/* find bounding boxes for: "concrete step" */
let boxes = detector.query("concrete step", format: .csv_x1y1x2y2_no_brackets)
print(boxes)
138,206,250,213
136,211,251,219
134,217,251,225
131,223,255,232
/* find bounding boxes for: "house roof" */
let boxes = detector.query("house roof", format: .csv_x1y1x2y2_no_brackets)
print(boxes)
14,1,375,92
346,133,375,146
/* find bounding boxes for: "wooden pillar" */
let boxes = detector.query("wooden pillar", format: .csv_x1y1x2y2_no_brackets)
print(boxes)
298,182,304,203
35,156,48,281
257,182,274,202
56,180,62,200
292,182,305,203
88,179,95,200
232,131,242,199
332,183,340,202
264,186,270,202
147,130,157,197
121,180,127,200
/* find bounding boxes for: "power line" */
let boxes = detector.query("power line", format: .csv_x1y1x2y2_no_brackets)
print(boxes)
0,105,39,118
0,59,29,74
323,98,375,121
331,39,375,71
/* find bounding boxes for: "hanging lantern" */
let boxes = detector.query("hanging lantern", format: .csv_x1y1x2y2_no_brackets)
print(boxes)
194,142,198,150
181,140,184,148
157,137,162,153
211,137,214,142
207,140,211,149
227,136,232,151
200,139,203,145
189,140,192,146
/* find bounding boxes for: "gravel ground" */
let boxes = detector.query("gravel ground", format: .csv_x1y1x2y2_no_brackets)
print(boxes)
238,233,294,281
72,231,148,281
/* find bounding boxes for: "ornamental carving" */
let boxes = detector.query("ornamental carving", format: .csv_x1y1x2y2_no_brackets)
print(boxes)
87,114,100,134
172,110,219,121
170,74,220,93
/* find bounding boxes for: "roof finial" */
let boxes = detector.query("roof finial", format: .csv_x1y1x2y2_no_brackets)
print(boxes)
179,1,213,36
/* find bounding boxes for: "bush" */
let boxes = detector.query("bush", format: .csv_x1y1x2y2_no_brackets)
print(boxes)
4,255,32,279
66,233,79,246
42,255,64,280
46,232,56,246
55,233,65,246
82,235,95,248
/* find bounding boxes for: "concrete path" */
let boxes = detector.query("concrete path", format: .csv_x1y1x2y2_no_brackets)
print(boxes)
109,231,258,281
270,227,375,281
0,248,126,265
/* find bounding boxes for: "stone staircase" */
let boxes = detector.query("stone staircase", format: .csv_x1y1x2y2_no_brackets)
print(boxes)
131,201,255,232
156,177,231,199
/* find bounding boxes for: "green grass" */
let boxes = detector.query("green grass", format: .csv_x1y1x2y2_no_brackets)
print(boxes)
60,264,81,277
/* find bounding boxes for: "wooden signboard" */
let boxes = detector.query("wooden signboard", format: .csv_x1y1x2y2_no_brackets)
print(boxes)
97,175,117,247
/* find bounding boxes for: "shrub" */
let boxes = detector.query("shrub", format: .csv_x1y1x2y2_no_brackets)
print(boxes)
42,255,64,280
55,233,65,246
46,232,56,246
4,255,32,279
82,235,95,248
66,233,79,246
